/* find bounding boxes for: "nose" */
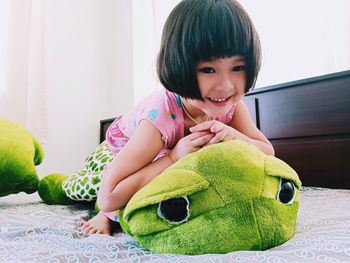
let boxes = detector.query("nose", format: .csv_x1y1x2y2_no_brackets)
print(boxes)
215,74,233,92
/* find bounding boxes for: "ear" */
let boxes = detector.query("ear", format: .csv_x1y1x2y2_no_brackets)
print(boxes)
265,156,302,190
123,169,209,221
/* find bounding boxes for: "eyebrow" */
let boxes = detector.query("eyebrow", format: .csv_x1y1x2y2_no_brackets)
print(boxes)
198,56,246,63
231,56,245,62
197,58,246,68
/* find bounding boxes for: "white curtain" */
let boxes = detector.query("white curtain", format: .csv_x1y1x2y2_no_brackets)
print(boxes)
132,0,181,104
0,0,47,143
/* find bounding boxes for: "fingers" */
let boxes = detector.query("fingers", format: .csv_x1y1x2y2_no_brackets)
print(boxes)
189,120,215,133
186,131,212,141
190,121,225,135
189,121,234,146
204,130,228,146
191,133,215,148
209,122,224,133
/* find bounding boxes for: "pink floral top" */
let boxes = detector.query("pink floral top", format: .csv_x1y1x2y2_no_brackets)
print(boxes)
106,89,236,159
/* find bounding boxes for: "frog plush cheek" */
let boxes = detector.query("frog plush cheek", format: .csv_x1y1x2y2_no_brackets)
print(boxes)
252,155,302,250
121,169,209,236
131,200,264,254
252,197,299,250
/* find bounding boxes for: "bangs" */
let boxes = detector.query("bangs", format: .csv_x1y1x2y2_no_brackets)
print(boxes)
157,0,261,99
188,1,252,62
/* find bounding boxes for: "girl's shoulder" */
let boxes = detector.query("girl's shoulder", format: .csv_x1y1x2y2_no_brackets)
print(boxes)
133,89,183,121
120,89,184,148
138,89,181,110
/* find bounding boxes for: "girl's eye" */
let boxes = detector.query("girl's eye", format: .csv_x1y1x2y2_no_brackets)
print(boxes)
199,67,215,74
232,65,246,72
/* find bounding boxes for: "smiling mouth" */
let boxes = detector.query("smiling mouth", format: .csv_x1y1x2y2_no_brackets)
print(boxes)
207,96,232,105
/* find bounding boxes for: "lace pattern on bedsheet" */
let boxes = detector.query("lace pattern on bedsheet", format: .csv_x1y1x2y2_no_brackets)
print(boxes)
0,187,350,263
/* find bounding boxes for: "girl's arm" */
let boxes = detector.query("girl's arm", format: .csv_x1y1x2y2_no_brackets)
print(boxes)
97,119,213,212
97,120,166,212
99,151,175,212
228,100,275,156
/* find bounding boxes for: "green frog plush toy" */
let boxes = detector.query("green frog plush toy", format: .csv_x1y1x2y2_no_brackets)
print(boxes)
38,138,300,255
118,139,301,254
0,118,44,197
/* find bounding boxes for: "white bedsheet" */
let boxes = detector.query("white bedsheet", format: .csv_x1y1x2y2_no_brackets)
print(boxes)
1,187,350,263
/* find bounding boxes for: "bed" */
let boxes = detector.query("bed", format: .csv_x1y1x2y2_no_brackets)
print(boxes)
1,70,350,262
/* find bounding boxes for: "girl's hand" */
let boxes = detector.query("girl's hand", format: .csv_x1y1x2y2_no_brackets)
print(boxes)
169,131,214,162
189,120,236,146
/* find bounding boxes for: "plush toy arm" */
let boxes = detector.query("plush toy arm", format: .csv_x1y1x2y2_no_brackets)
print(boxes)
33,136,44,166
38,173,77,205
0,118,42,197
38,140,113,205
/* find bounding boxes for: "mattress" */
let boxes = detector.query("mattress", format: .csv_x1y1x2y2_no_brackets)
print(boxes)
1,187,350,263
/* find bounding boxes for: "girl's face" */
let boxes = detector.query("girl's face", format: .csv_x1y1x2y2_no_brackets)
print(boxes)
187,56,246,118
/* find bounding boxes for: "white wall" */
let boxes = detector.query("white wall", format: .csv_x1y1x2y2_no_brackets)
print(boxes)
241,0,350,88
0,1,10,97
132,1,157,104
102,1,134,118
37,0,133,177
132,0,182,104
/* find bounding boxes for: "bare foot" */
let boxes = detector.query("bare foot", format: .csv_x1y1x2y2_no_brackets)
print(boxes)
82,211,115,235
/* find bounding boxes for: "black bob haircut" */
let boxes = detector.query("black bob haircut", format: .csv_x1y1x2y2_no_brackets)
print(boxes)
157,0,261,100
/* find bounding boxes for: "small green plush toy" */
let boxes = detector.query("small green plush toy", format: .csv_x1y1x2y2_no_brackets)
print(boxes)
38,140,113,204
118,140,301,255
0,118,44,197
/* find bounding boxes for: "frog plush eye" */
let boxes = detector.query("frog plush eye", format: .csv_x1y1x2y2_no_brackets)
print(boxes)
277,178,296,205
157,196,190,224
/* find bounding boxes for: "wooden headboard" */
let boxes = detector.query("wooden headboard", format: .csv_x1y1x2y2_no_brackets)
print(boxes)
100,70,350,189
244,70,350,189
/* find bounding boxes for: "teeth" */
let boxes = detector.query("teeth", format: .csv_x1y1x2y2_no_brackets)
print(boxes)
209,97,226,102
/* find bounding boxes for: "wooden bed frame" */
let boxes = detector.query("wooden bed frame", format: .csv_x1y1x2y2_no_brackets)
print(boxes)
244,70,350,189
100,70,350,189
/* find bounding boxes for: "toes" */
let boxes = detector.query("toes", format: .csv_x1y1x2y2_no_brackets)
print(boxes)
88,228,98,235
83,227,110,236
83,225,93,234
82,222,90,230
102,229,111,235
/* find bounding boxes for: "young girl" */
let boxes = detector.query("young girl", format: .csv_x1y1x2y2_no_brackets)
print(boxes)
82,0,274,235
